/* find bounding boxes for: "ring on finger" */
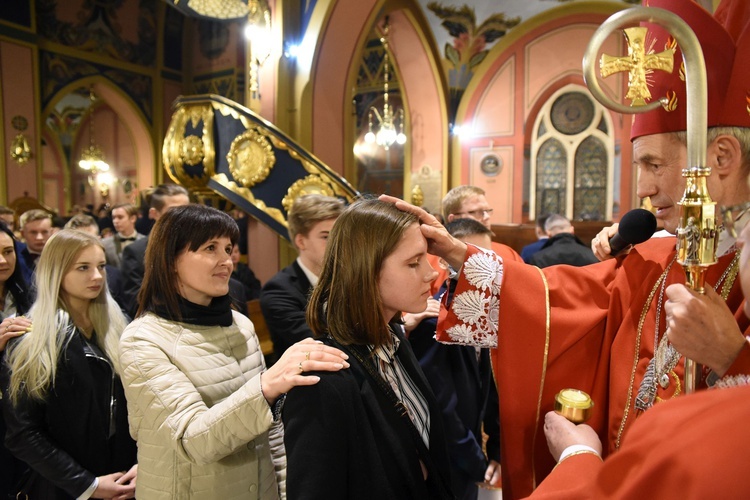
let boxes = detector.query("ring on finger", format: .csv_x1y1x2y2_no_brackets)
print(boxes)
304,351,310,361
298,361,304,373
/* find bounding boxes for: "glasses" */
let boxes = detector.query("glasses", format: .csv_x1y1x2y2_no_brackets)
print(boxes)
720,201,750,238
453,208,494,219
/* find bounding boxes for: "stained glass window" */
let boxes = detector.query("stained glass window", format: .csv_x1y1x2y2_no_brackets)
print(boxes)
574,136,607,220
536,138,567,216
532,88,612,221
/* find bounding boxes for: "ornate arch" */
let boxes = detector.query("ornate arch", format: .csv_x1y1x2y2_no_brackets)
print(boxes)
42,76,156,211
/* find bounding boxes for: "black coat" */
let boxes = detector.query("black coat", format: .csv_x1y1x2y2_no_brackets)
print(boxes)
528,232,598,268
283,328,454,500
409,314,500,499
259,261,313,355
119,236,148,317
232,263,262,301
1,330,137,499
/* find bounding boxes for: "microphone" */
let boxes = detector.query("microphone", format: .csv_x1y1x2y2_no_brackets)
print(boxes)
608,208,657,255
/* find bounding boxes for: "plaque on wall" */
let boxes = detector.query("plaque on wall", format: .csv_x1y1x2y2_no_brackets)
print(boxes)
480,154,502,177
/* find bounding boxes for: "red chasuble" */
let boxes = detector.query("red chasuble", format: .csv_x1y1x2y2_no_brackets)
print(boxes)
427,242,521,295
436,237,750,499
528,384,750,499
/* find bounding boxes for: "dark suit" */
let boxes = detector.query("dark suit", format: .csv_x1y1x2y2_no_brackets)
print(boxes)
283,327,454,499
120,237,148,317
529,232,598,268
259,261,312,355
102,233,145,267
232,263,262,301
105,264,123,313
409,289,500,500
520,238,548,263
120,237,248,318
15,243,39,288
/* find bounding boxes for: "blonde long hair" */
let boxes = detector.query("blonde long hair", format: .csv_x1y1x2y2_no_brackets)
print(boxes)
5,230,128,404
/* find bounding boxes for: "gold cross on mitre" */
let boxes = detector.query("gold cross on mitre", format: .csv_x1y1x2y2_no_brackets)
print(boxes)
600,26,675,106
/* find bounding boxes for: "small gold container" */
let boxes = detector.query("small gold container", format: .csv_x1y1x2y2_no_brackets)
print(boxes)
554,388,594,424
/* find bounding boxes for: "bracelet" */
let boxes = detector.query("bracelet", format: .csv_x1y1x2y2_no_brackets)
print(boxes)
271,393,287,421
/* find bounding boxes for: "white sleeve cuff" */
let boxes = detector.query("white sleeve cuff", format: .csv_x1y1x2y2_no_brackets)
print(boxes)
77,477,98,500
559,444,601,462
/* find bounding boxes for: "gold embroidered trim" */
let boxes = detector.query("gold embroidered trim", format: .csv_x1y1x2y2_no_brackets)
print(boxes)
617,260,670,449
531,266,551,489
719,252,741,301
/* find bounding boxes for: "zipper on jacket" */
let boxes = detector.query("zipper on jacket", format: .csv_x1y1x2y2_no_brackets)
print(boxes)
82,344,117,438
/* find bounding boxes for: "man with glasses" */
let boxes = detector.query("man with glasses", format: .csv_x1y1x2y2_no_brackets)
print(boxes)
443,185,495,229
427,185,521,295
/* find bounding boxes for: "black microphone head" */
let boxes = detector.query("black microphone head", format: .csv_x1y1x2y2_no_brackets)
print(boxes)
618,208,657,245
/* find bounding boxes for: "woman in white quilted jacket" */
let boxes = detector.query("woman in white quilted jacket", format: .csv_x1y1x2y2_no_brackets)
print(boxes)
118,204,349,499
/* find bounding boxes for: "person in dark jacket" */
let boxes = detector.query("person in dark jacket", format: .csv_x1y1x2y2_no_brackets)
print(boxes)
520,213,550,263
1,230,137,499
409,218,501,500
0,221,32,499
231,245,262,300
284,199,454,499
529,214,598,268
260,194,344,356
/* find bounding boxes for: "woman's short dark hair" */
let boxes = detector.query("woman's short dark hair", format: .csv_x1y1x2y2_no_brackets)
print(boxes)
0,221,31,314
307,198,418,349
137,205,240,319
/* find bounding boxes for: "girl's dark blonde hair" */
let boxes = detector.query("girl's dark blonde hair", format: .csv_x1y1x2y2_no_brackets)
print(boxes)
306,198,418,349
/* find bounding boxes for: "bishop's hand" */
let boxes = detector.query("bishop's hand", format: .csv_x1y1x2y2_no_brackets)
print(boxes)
379,195,468,270
664,283,747,376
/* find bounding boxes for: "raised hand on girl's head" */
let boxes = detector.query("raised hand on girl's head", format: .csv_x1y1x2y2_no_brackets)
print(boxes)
379,195,468,270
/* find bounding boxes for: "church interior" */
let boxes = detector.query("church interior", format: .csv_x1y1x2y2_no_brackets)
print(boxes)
0,0,716,281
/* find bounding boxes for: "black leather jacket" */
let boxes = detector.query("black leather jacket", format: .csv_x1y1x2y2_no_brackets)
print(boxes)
1,328,136,498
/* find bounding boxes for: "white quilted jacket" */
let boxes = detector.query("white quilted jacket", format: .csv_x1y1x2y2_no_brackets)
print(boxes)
119,311,285,499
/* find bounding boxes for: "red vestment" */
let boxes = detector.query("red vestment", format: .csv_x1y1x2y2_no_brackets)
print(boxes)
428,242,521,295
437,237,750,498
528,385,750,499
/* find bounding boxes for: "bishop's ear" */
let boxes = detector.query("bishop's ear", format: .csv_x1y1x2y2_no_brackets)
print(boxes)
709,134,742,175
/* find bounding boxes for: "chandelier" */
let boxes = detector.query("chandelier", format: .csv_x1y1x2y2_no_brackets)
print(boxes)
244,0,272,103
78,87,110,176
365,18,406,151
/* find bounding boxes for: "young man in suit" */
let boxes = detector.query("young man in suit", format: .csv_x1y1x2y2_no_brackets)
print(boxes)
101,203,145,267
260,194,344,356
120,184,190,316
